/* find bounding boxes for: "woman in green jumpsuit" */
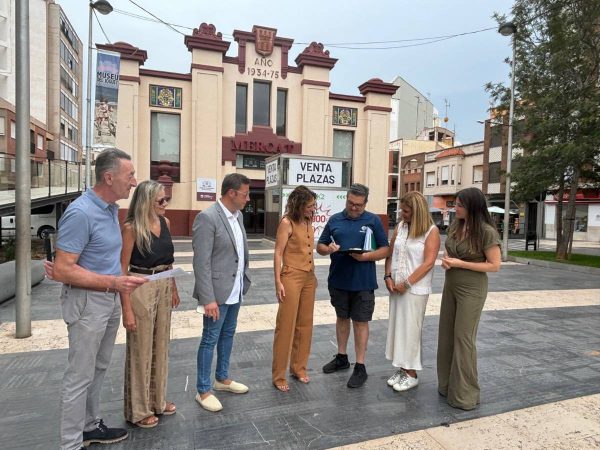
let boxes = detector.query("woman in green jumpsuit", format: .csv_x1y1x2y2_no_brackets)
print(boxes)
437,188,501,410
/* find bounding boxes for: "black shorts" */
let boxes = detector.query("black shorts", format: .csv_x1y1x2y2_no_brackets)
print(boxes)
329,287,375,322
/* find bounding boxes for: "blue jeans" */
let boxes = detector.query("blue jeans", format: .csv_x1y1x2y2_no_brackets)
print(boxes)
196,302,241,393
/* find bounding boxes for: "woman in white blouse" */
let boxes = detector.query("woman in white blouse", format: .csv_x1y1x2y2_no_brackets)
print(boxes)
384,191,440,391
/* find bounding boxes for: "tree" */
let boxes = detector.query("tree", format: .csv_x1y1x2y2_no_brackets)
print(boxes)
487,0,600,260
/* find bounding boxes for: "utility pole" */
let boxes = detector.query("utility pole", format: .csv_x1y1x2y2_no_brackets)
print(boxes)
415,95,421,137
499,21,518,261
15,0,31,338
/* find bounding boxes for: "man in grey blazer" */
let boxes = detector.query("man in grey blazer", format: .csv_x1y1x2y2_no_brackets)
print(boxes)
192,173,252,412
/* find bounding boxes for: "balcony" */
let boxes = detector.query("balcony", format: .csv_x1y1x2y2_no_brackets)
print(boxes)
0,153,82,212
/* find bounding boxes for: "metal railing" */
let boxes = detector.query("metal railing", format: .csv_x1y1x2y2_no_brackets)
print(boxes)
0,154,83,206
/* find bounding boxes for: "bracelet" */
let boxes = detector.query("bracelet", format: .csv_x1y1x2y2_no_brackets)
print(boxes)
107,276,117,293
403,279,412,289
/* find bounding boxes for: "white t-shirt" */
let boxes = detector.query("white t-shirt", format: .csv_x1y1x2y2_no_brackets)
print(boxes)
217,200,244,305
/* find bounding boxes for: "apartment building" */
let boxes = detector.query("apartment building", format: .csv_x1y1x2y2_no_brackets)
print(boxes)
387,126,454,226
47,2,83,162
0,0,50,162
0,0,82,163
389,75,436,141
422,141,484,226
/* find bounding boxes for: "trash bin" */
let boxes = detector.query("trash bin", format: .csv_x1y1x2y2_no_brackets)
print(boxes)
525,231,537,251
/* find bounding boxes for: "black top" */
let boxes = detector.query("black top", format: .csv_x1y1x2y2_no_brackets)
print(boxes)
130,216,175,268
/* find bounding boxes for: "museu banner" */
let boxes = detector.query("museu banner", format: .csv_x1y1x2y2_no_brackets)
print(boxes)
93,50,120,146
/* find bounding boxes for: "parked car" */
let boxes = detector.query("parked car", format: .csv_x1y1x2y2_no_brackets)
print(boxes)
1,204,56,238
431,211,447,231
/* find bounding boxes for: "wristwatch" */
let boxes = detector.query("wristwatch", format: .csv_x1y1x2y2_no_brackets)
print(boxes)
383,274,392,281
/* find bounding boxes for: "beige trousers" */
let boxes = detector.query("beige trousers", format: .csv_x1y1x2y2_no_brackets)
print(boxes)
124,273,172,423
272,267,317,385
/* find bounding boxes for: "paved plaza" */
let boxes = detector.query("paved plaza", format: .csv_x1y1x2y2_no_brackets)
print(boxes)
1,238,599,449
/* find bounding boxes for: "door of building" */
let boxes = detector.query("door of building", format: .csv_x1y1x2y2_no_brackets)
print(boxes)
243,191,265,234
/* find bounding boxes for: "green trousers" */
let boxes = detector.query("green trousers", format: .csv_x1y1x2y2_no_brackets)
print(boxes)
437,268,487,410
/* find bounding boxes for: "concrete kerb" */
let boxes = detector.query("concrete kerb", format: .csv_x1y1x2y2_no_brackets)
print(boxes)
0,260,46,304
508,255,600,276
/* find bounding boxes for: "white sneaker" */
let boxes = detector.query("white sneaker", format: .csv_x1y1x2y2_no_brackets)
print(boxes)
387,369,407,386
393,375,419,392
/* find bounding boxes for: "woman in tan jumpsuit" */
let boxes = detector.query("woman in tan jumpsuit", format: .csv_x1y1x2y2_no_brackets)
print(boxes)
437,187,501,410
272,186,318,392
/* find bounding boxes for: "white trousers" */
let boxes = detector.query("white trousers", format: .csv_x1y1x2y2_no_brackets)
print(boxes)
385,291,429,371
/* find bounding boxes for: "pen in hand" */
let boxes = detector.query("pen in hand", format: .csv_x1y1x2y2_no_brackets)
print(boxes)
329,236,340,254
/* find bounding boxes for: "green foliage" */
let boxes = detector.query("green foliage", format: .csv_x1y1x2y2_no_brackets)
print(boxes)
488,0,600,256
509,250,600,268
3,237,16,262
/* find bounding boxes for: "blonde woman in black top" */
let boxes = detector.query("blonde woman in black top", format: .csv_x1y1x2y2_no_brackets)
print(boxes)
120,180,180,428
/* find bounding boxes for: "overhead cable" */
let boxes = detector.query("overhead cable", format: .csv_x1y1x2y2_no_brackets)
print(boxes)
127,0,187,36
298,26,496,46
93,10,111,44
114,4,497,50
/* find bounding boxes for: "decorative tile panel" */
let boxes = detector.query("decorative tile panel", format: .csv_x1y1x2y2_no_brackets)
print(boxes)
150,85,182,109
332,106,357,127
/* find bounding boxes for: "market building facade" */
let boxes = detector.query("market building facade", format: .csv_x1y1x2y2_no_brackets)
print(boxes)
102,23,396,236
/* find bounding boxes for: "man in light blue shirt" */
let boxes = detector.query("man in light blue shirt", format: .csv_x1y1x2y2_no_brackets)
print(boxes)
52,148,146,450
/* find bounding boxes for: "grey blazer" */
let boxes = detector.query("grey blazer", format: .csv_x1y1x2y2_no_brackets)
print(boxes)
192,202,251,306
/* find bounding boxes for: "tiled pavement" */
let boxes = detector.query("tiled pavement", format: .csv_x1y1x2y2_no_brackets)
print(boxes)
0,238,599,449
2,238,599,322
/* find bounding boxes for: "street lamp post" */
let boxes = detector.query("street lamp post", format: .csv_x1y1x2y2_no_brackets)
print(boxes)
498,21,517,261
85,0,113,190
15,0,31,338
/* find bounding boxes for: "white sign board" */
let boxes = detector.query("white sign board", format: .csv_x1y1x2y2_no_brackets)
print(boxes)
196,177,217,201
265,160,279,188
287,159,343,188
282,188,347,239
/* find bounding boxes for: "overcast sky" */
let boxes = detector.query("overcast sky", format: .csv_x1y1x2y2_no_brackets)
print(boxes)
57,0,513,144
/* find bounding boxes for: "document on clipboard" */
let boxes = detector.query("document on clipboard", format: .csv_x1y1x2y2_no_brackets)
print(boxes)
145,267,186,282
338,227,375,254
339,248,368,254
